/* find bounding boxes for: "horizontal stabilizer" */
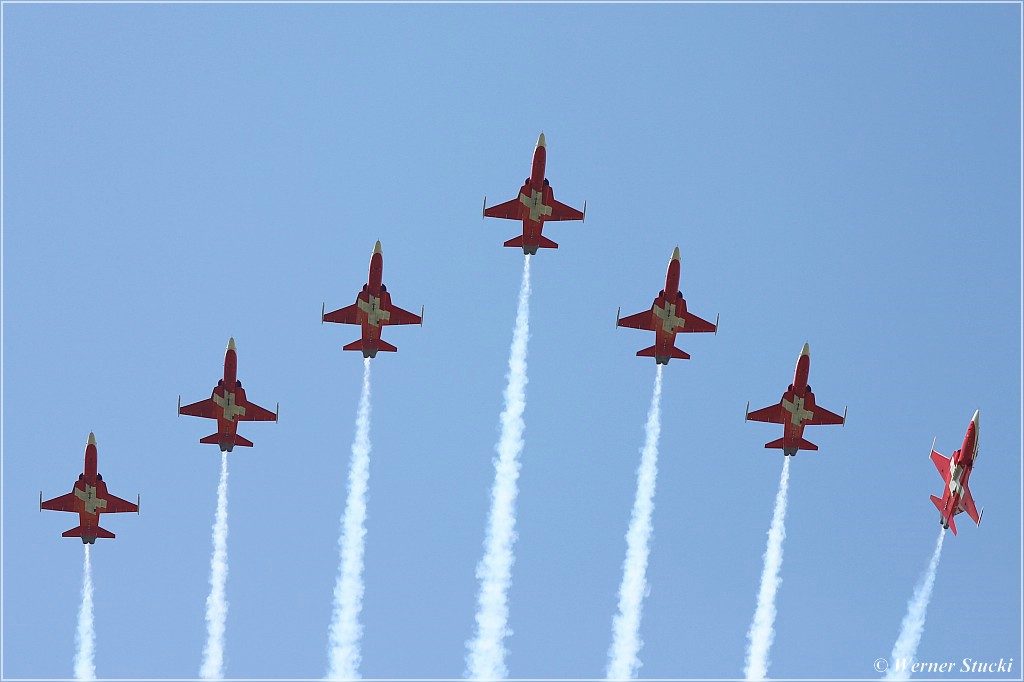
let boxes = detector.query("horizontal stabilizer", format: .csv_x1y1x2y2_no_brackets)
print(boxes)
376,339,398,353
199,433,221,445
763,437,818,452
503,235,559,250
636,345,690,360
503,235,524,249
931,495,957,535
537,235,558,249
233,434,254,448
764,437,788,450
62,526,115,539
342,339,365,352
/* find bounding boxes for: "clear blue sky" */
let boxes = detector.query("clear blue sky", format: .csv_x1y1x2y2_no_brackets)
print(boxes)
3,3,1020,679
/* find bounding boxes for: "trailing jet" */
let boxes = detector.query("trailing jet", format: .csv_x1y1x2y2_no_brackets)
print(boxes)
40,432,138,543
616,246,718,364
322,240,422,358
745,343,846,456
179,337,278,452
929,410,984,535
483,132,585,254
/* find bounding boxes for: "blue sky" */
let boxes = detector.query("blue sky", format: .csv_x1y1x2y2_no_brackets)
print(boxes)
3,2,1020,679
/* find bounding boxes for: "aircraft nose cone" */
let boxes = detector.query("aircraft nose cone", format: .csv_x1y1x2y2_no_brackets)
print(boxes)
671,246,680,262
88,432,96,445
373,240,382,255
972,409,980,426
228,337,236,351
800,342,811,357
536,132,546,148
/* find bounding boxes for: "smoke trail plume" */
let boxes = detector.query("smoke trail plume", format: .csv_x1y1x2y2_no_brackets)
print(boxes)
744,456,792,681
466,256,532,680
74,544,96,680
885,529,946,680
200,451,230,680
607,364,665,680
327,358,374,680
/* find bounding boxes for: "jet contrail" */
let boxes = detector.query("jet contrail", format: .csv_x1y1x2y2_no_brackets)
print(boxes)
200,451,230,680
885,529,947,680
327,357,373,680
466,256,532,680
607,364,665,680
74,544,96,680
744,456,792,681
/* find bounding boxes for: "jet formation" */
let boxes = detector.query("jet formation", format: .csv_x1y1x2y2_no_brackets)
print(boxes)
178,337,278,452
930,410,984,535
745,343,846,456
40,433,138,543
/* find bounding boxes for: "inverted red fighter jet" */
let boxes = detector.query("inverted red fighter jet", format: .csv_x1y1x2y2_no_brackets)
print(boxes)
745,343,846,456
322,240,422,358
929,410,984,535
483,132,586,254
616,246,718,364
40,432,139,543
179,337,278,452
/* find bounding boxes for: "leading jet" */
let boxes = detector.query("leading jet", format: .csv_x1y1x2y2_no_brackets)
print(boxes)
40,432,139,543
483,132,586,254
930,410,984,535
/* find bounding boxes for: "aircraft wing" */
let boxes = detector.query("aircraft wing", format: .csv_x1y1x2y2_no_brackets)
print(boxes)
41,491,78,512
484,194,526,221
679,310,717,334
385,303,422,326
103,492,139,514
808,404,845,426
238,399,277,422
618,309,657,331
961,487,982,524
323,303,359,325
546,196,585,222
930,449,951,482
179,397,218,419
746,402,786,424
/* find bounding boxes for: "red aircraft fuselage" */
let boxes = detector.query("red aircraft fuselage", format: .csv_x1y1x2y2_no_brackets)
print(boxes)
647,251,687,362
930,411,982,535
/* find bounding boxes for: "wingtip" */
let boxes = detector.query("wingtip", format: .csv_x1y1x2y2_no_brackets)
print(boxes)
276,402,280,423
420,305,424,326
615,306,620,329
714,312,720,335
583,199,587,223
177,395,181,416
321,302,325,324
482,195,487,219
745,401,749,421
842,405,848,426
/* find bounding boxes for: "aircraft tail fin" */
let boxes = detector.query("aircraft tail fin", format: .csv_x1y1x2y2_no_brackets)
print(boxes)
931,494,958,535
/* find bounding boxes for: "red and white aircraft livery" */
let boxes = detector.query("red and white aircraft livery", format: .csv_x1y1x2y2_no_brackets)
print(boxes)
178,337,278,452
616,246,718,364
929,410,984,535
745,343,846,456
322,240,423,358
483,132,586,254
40,432,139,544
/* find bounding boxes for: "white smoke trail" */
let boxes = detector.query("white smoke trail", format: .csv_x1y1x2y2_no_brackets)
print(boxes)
744,456,792,681
885,529,946,680
200,451,230,680
607,365,665,680
74,544,96,680
466,256,532,680
326,357,373,680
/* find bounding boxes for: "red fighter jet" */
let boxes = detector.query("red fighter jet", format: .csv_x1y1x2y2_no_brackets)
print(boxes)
616,246,718,364
322,240,423,358
745,343,847,456
178,337,278,452
40,432,139,543
483,132,586,254
929,410,984,535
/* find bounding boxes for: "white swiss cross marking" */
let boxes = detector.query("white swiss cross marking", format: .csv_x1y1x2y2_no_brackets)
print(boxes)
949,464,965,497
519,190,552,222
653,301,685,333
75,485,107,515
214,391,246,422
781,396,814,426
358,295,391,327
